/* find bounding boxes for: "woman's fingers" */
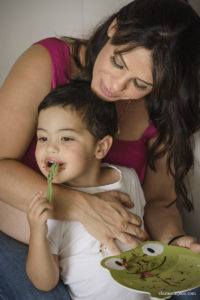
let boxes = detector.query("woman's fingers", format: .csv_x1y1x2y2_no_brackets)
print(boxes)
126,210,142,226
95,191,148,240
81,190,149,252
98,227,142,255
190,243,200,254
97,190,133,208
111,208,142,228
108,213,147,241
124,222,148,241
115,233,140,251
173,235,200,254
103,238,122,255
113,190,134,209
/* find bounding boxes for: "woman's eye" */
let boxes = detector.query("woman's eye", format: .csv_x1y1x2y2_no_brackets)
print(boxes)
133,79,147,91
61,137,73,142
110,55,124,70
37,137,47,142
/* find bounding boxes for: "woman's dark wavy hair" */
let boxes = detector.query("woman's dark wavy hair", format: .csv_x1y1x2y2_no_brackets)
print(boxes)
67,0,200,211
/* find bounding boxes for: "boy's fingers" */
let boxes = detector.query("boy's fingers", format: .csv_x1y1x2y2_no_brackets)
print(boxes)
28,191,43,210
28,195,51,217
40,209,50,223
34,201,52,217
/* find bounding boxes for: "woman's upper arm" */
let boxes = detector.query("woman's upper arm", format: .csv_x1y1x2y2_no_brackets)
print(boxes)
142,139,186,242
0,44,52,160
142,138,176,205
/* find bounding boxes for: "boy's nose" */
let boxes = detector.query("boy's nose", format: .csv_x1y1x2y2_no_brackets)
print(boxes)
47,142,59,153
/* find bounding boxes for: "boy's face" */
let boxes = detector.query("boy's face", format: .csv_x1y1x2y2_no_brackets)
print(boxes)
36,105,98,187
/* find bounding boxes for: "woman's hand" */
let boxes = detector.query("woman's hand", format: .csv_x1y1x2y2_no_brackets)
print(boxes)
78,190,149,255
170,235,200,254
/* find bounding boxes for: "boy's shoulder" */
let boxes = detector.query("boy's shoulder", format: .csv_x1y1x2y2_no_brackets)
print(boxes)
104,163,138,179
102,163,140,186
103,164,144,207
112,164,137,176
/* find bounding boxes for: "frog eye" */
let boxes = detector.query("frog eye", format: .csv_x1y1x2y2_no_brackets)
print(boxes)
142,243,164,256
104,257,126,270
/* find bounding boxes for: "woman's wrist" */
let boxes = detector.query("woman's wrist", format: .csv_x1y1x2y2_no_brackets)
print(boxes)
52,184,91,222
168,235,186,245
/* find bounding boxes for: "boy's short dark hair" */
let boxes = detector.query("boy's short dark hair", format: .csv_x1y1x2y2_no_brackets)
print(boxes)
38,81,118,140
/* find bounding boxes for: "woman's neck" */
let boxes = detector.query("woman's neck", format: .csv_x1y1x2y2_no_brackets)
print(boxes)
116,99,150,141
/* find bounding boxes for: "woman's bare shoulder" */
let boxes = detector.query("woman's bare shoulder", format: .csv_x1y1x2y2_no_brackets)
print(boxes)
1,43,53,101
0,44,53,160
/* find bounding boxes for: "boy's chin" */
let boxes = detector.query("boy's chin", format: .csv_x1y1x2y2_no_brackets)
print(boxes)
52,178,62,185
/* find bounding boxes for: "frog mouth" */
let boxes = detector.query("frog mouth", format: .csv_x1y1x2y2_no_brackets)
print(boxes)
127,256,167,274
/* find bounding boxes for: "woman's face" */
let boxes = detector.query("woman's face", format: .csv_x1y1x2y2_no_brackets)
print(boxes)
91,41,153,102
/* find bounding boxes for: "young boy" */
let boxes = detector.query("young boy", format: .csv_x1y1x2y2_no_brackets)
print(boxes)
26,81,148,300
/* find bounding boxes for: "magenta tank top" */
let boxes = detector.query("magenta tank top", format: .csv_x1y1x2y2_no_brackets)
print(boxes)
104,124,157,183
21,37,157,183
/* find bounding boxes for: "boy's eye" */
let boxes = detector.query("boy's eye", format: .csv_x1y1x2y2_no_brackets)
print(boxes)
61,137,73,142
37,137,47,142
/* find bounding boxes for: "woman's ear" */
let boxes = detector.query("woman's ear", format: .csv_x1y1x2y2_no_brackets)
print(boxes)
95,135,113,160
107,18,117,38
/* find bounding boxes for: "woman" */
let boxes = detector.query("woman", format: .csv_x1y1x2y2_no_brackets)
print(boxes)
0,0,200,299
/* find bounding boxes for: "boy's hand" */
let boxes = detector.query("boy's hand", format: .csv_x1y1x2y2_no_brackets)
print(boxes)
27,191,52,237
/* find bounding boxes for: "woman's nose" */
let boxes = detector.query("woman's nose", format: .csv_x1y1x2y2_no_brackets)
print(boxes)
110,75,129,93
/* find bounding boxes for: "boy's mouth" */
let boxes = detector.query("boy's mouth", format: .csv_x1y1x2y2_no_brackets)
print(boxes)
45,159,65,171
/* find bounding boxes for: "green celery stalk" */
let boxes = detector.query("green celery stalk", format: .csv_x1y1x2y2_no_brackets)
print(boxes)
47,162,59,204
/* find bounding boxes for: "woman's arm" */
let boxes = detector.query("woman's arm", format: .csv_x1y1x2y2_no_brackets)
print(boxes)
143,144,183,243
143,138,200,253
0,44,52,209
0,158,147,253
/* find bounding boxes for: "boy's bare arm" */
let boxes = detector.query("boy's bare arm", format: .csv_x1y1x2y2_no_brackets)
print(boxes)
26,192,59,291
26,235,59,291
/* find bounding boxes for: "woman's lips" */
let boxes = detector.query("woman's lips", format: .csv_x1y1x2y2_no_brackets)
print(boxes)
100,80,117,99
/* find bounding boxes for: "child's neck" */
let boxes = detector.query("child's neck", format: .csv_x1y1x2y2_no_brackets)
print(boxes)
64,164,120,188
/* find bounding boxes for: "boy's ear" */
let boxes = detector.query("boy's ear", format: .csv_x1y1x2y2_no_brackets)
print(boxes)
107,18,117,38
95,135,113,160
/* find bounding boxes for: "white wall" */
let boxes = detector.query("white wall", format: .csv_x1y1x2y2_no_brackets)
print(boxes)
0,0,200,240
0,0,131,85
